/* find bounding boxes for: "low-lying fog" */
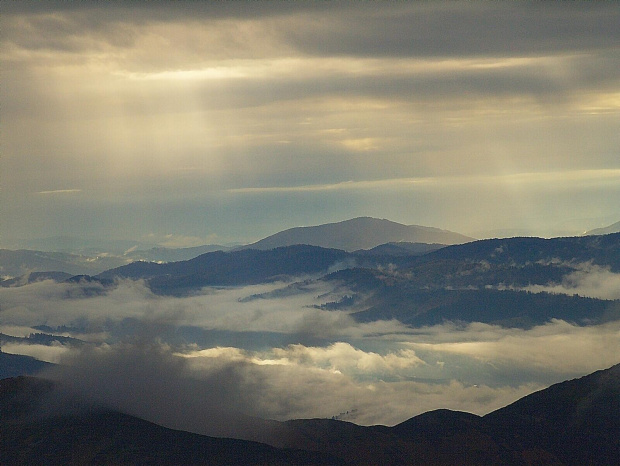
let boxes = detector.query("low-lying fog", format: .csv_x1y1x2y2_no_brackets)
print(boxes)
1,274,619,432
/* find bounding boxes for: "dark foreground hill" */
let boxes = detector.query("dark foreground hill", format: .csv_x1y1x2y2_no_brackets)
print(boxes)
1,364,618,465
274,364,620,464
0,377,338,465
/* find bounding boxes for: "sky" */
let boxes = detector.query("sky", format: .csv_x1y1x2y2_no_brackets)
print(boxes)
2,1,620,247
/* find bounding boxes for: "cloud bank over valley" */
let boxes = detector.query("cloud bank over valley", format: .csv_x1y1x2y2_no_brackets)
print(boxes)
2,271,618,429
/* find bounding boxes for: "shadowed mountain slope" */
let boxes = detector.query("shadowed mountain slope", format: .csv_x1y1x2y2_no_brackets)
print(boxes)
353,241,445,256
97,245,350,293
275,364,620,464
0,271,72,287
484,363,620,465
0,377,339,465
0,352,52,380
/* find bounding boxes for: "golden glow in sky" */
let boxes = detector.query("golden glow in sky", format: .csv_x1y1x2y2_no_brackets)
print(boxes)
1,2,619,245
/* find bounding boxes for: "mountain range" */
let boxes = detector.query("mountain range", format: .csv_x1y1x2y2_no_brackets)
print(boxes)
1,218,620,463
0,217,466,279
1,364,618,465
4,217,619,282
3,217,619,281
3,232,620,328
85,233,620,326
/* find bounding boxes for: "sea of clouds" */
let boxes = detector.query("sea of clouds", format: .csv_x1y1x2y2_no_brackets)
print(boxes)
1,273,619,433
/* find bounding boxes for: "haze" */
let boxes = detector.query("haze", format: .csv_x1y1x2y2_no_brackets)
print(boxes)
2,2,619,247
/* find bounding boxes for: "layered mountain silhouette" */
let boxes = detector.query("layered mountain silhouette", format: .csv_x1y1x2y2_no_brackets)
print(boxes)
0,271,72,287
6,218,619,283
417,234,620,269
0,377,338,465
1,364,618,464
98,232,620,288
88,233,620,327
241,217,473,251
0,218,469,280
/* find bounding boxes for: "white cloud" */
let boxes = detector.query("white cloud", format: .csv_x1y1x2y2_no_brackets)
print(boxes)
181,342,424,378
157,233,220,248
36,189,82,194
406,319,620,374
2,342,71,364
524,262,620,300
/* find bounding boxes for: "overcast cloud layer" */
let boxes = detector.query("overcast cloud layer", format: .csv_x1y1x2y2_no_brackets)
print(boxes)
1,2,619,245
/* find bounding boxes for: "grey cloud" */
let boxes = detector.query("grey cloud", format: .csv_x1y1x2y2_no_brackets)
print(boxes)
1,1,341,22
284,3,620,58
4,3,619,61
43,339,539,433
118,52,620,113
45,341,266,439
49,320,615,430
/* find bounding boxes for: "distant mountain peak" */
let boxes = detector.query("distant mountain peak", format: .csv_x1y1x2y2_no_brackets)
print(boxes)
242,217,473,252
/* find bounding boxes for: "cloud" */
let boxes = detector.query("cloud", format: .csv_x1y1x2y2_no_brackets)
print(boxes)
44,339,539,435
0,278,383,340
523,263,620,300
5,3,619,60
406,319,620,376
3,3,620,243
2,275,617,433
182,342,424,378
45,341,263,438
2,342,70,364
156,233,220,248
41,327,613,432
0,279,156,329
36,189,82,194
227,169,620,194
